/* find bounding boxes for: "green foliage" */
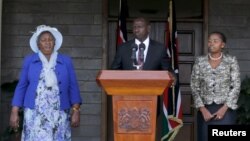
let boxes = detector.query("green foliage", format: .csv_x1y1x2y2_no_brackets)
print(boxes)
237,76,250,124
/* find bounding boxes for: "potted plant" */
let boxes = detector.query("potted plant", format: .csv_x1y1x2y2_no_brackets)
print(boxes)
236,76,250,124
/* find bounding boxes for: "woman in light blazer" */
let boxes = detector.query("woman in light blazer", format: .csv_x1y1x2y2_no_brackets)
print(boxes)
190,31,241,141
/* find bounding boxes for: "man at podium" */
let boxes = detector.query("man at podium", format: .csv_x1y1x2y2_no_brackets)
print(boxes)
110,17,175,141
111,17,173,72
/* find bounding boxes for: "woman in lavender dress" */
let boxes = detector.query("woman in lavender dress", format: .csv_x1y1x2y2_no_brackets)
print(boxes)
9,25,82,141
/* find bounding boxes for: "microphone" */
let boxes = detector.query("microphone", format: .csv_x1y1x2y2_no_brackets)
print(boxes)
138,43,145,62
131,43,138,61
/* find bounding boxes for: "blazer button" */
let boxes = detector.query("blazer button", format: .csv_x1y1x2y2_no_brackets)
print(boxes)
58,81,62,84
60,91,62,94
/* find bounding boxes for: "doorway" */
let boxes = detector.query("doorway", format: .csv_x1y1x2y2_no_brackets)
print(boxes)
105,0,207,140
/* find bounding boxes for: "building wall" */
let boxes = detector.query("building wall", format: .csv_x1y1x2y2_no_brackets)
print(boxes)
209,0,250,80
1,0,250,141
0,0,103,140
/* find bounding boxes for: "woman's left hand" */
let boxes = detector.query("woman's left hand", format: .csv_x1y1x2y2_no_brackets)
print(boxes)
213,104,228,120
71,110,80,127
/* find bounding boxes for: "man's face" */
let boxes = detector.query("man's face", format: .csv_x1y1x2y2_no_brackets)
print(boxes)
132,19,150,42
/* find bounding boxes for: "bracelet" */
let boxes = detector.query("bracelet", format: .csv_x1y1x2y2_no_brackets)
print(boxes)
72,106,80,112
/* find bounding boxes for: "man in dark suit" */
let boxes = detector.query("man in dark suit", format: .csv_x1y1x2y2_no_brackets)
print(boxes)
111,17,173,72
110,17,175,140
111,16,176,100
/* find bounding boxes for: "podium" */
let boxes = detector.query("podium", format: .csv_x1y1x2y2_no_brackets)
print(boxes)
96,70,174,141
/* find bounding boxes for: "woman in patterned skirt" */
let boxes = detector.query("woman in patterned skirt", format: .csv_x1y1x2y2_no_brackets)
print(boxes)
9,25,82,141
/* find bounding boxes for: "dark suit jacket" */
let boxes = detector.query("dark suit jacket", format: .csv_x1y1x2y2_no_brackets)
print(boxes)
111,39,172,71
111,39,174,117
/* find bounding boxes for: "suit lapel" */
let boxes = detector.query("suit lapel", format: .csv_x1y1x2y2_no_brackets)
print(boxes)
143,40,154,69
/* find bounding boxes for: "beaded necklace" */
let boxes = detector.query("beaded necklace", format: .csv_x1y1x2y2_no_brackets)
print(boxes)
208,53,222,61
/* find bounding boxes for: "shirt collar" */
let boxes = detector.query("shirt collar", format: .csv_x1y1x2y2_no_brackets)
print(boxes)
135,36,149,47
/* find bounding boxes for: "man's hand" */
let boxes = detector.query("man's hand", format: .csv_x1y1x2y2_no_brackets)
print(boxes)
168,71,177,87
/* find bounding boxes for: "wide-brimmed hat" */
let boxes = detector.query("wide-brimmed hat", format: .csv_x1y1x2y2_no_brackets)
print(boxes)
29,25,63,53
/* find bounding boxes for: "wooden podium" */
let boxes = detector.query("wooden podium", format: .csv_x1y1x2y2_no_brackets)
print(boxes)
96,70,174,141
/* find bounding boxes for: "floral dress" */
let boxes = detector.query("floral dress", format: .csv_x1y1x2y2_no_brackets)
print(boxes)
21,69,71,141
